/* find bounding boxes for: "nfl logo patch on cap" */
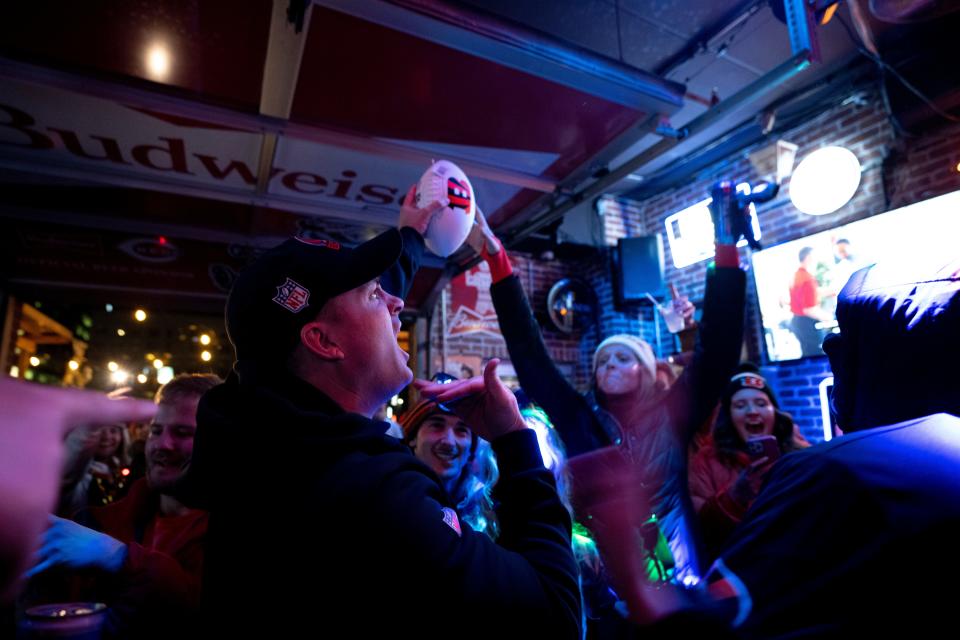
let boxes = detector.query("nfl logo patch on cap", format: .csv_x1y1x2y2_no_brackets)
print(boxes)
273,278,310,313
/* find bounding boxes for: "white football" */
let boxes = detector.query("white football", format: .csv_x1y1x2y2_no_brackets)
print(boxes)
415,160,476,257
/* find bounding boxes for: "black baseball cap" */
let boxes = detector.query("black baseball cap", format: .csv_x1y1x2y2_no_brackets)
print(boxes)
226,229,403,364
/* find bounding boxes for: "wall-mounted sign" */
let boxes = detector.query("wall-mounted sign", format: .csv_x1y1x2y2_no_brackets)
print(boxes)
5,223,246,297
117,237,180,263
447,262,502,338
0,80,557,227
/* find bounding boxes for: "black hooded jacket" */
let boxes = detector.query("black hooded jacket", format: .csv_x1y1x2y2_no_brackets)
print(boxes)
179,228,581,638
186,368,580,638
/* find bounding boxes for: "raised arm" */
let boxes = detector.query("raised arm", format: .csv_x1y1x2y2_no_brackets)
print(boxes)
381,184,439,299
664,186,748,443
468,210,614,456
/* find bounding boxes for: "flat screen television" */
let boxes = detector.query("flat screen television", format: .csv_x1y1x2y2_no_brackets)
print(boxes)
751,189,960,362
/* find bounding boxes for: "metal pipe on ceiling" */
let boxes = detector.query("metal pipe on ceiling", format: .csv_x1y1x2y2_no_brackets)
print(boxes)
654,0,768,78
500,49,812,247
628,58,877,200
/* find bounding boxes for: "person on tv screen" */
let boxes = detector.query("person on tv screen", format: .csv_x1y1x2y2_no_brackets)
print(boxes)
829,237,862,295
788,246,832,357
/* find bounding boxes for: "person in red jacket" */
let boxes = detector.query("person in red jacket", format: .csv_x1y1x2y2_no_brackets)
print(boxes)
27,373,221,638
688,370,808,560
788,246,830,357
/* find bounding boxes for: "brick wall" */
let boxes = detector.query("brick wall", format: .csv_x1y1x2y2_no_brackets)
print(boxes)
427,251,595,391
425,244,673,396
421,91,960,441
762,359,834,443
604,93,960,441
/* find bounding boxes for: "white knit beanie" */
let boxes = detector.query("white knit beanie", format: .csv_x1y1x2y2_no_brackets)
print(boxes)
592,334,657,381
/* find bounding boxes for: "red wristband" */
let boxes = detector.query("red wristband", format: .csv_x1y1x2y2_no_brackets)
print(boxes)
484,241,513,283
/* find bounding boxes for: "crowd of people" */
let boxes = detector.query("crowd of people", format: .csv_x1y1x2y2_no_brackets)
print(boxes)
2,183,958,639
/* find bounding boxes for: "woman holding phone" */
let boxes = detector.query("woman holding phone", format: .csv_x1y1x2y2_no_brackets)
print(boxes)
689,369,809,560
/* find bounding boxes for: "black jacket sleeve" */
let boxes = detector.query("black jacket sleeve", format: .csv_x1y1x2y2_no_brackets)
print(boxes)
490,274,611,456
665,267,746,444
373,429,582,638
381,226,425,300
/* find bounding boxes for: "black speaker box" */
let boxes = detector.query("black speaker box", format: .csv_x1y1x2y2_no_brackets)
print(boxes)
613,235,665,308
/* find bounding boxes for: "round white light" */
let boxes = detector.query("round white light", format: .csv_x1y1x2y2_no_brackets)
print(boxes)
789,146,861,215
111,370,129,385
153,359,164,369
134,309,147,322
29,356,40,367
107,361,119,372
146,44,171,81
68,360,80,371
200,350,212,362
199,334,211,346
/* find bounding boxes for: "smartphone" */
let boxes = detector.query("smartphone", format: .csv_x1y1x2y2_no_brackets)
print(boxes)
745,435,780,462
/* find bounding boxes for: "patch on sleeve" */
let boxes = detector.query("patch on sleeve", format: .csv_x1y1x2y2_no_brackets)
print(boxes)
441,507,462,536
